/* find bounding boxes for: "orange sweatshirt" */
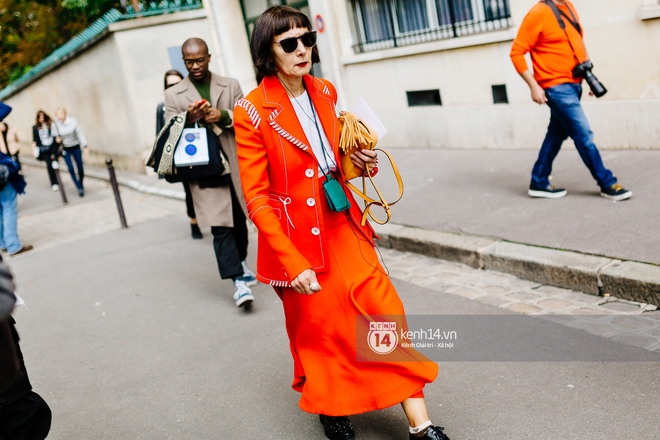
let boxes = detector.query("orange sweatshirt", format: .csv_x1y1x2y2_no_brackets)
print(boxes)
510,1,588,89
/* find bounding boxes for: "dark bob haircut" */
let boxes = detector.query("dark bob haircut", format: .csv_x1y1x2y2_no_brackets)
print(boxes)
250,6,320,77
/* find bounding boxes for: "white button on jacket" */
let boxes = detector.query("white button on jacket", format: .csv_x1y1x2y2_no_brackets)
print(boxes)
306,198,315,206
305,169,314,178
311,228,320,236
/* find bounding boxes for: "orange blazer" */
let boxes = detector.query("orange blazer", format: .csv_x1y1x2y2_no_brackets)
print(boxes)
234,75,376,287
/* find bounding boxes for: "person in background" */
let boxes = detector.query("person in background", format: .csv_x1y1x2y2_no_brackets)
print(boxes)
0,146,32,256
157,70,184,134
165,38,257,308
0,122,21,170
32,110,61,191
510,0,631,201
0,102,10,122
234,7,447,440
156,70,203,240
0,257,51,439
54,107,87,197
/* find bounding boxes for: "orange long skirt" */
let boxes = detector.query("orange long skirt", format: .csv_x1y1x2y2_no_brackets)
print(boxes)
275,194,438,416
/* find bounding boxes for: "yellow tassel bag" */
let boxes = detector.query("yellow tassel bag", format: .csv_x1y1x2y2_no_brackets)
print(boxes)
338,111,404,226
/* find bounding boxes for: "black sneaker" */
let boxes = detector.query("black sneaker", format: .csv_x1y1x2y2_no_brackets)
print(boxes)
191,223,203,239
320,414,355,440
410,425,451,440
601,183,632,201
528,184,567,199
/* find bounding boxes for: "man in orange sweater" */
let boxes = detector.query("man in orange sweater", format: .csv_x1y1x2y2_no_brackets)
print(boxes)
510,0,631,201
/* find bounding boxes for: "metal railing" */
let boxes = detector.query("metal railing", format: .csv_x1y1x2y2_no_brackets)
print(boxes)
349,0,512,54
121,0,203,19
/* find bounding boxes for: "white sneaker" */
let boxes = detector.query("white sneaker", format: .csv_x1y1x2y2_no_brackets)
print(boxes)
241,261,258,287
51,184,59,192
233,279,254,308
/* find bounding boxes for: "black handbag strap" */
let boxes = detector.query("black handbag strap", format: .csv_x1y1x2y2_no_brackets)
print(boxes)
542,0,586,64
542,0,581,34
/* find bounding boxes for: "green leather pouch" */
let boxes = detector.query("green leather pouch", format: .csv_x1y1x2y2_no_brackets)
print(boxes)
323,175,351,212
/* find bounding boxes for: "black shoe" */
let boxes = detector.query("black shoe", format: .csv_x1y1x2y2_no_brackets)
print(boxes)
601,183,632,201
78,188,85,197
191,223,203,239
410,425,450,440
528,184,567,199
320,414,355,440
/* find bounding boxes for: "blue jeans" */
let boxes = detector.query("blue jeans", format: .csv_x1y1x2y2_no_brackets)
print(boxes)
63,146,84,190
0,184,22,254
531,83,616,189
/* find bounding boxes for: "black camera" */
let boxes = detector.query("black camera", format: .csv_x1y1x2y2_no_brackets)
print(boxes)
572,61,607,98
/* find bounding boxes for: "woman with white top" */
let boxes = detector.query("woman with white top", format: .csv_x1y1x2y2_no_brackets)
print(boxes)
54,107,87,197
32,111,60,191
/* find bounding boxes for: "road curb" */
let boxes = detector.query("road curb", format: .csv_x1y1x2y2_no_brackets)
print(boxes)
373,223,660,307
24,160,659,306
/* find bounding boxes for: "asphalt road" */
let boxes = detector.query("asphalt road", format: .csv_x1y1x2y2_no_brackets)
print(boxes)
8,210,660,439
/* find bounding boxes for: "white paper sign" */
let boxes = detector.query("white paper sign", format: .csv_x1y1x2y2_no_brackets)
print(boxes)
174,127,210,167
351,98,388,141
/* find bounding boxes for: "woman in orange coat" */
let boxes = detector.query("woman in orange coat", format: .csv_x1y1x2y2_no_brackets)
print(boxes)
234,6,448,440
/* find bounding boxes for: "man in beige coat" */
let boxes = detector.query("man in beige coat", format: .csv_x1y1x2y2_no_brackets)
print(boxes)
165,38,256,308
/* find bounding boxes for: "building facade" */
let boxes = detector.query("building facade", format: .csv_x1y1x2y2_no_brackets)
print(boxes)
221,0,660,150
3,0,659,172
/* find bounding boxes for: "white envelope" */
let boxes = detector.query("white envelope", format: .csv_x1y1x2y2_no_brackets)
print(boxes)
174,127,210,167
351,98,388,140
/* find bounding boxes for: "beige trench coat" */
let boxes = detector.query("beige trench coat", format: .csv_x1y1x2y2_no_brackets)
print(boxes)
164,74,247,227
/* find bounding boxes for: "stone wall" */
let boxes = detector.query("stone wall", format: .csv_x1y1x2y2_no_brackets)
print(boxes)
3,9,219,172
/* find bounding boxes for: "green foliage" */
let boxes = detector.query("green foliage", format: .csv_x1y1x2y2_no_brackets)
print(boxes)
0,0,121,90
8,65,32,83
62,0,89,8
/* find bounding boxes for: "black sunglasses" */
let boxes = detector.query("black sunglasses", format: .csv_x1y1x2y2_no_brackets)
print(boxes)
274,31,317,54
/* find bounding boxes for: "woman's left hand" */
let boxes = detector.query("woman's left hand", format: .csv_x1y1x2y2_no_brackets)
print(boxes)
83,147,89,154
350,148,377,171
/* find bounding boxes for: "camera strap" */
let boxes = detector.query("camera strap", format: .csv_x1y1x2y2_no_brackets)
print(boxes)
542,0,581,34
542,0,585,64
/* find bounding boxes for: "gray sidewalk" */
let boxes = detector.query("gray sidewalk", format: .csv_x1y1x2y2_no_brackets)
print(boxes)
23,148,660,305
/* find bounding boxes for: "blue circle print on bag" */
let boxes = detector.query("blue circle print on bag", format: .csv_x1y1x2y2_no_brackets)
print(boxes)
185,144,197,156
185,133,196,142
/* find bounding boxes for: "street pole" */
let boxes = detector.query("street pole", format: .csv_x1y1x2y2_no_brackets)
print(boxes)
105,158,128,229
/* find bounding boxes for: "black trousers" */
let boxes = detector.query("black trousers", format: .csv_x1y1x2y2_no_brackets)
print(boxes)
182,181,196,220
211,186,248,280
44,156,58,186
0,318,51,440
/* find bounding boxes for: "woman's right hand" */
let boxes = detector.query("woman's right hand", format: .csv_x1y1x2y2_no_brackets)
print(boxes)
291,269,321,295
